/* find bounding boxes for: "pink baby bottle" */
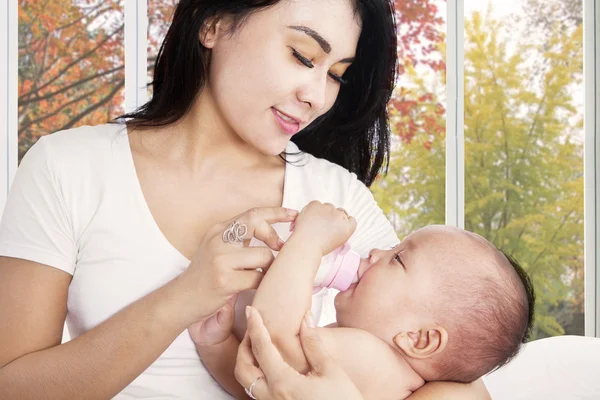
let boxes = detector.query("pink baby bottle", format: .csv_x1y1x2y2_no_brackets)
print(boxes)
313,243,361,292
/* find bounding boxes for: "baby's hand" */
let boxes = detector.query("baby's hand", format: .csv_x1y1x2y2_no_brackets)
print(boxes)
292,201,357,256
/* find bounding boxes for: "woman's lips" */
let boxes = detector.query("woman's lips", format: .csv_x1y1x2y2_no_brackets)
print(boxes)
271,108,300,135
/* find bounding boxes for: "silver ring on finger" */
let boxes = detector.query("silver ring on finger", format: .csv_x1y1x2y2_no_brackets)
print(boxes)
222,221,248,245
245,376,262,399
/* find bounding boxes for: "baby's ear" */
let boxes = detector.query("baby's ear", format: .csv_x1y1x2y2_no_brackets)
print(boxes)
393,326,448,360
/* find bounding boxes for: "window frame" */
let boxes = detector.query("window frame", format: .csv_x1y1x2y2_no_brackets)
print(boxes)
1,0,17,213
584,0,600,337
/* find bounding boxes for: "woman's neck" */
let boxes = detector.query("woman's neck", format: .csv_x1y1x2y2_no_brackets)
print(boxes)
133,90,279,175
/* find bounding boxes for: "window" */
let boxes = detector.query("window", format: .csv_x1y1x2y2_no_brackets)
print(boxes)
463,0,585,338
374,0,447,235
17,0,125,161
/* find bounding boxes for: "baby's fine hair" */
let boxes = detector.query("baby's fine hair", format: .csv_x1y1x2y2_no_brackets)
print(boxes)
433,249,536,383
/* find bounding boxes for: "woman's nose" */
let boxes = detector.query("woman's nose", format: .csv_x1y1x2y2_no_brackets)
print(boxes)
296,74,327,112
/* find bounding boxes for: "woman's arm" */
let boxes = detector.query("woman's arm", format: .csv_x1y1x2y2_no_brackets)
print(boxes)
0,258,196,399
0,207,295,399
406,380,491,400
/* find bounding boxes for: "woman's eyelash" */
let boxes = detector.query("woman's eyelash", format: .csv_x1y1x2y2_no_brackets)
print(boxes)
330,72,348,85
292,48,314,68
291,48,348,85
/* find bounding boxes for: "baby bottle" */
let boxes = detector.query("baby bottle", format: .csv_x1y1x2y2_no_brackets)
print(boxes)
313,243,361,292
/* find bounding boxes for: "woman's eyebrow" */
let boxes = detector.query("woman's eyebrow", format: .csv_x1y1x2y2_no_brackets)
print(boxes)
287,25,356,64
288,25,331,54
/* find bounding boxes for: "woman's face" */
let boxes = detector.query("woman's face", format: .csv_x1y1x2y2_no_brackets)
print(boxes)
205,0,362,155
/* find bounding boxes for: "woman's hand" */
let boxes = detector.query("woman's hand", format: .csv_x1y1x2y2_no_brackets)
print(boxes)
177,207,298,326
292,201,357,256
235,306,363,400
188,294,237,347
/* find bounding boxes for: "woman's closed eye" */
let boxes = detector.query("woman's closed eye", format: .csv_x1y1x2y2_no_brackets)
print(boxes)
291,48,348,85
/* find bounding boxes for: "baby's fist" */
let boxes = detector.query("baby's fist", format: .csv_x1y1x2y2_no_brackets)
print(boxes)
293,201,357,255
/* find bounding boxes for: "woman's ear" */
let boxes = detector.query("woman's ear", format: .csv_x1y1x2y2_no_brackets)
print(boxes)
393,326,448,360
199,16,226,49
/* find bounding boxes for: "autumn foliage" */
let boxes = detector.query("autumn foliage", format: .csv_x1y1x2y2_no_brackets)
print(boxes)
18,0,124,159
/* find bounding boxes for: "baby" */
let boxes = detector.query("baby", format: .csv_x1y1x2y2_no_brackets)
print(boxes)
199,201,535,399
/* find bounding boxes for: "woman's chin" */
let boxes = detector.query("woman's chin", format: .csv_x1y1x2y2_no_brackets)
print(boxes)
251,136,291,157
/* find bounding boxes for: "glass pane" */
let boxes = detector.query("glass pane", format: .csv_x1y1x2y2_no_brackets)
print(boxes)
147,0,178,97
18,0,125,161
374,1,447,237
464,0,584,338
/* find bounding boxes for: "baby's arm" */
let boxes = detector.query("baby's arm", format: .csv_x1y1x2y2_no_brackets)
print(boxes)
250,234,321,372
251,202,355,373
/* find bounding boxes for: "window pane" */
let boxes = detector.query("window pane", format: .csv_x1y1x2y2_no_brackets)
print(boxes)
374,0,447,237
18,0,125,161
147,0,178,97
464,0,584,338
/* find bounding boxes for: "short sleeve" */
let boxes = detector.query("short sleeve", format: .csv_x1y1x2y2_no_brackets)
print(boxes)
0,136,77,274
344,174,399,257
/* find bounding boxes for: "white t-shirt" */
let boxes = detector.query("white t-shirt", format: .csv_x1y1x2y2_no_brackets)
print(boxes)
0,123,399,399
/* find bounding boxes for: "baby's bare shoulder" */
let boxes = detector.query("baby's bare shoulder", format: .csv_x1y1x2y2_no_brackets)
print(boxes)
315,326,425,399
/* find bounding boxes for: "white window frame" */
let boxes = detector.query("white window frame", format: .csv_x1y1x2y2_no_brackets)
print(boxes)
1,0,17,214
1,0,599,338
584,0,600,337
446,0,465,229
125,0,149,113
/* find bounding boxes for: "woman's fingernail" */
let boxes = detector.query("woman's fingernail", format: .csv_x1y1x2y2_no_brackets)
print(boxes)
289,221,296,232
305,311,315,328
369,255,380,265
277,238,285,248
246,306,251,319
287,209,299,217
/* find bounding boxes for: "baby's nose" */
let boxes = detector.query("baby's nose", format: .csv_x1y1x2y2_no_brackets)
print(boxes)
358,251,379,279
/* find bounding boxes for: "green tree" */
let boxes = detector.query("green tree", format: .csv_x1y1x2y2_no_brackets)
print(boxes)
375,8,584,339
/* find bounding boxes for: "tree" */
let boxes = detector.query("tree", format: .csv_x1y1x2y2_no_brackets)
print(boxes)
147,0,178,93
389,0,447,144
376,5,584,339
18,0,125,160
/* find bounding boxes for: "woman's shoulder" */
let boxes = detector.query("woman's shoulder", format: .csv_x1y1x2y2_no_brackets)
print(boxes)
287,141,351,177
38,123,126,155
26,123,127,175
285,141,364,199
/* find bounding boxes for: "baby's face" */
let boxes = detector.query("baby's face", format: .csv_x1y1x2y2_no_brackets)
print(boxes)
334,225,493,345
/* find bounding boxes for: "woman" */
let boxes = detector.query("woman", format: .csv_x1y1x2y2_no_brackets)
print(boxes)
0,0,490,398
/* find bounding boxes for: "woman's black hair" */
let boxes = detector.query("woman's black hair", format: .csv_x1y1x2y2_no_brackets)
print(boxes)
117,0,398,187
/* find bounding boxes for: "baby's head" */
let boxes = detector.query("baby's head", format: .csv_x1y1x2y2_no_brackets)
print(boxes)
335,225,535,383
